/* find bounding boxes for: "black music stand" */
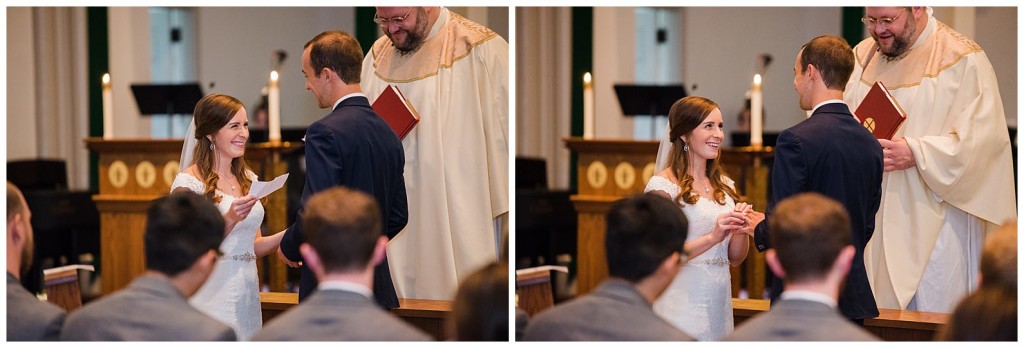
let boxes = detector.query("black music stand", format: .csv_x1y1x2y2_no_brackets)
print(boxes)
613,84,687,139
130,83,204,135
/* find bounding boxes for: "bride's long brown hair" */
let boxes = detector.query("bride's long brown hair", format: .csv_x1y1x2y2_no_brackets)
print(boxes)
666,96,741,205
190,94,253,203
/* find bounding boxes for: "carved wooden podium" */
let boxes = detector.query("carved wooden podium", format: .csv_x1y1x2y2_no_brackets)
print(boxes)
564,138,660,295
85,138,300,295
564,137,773,298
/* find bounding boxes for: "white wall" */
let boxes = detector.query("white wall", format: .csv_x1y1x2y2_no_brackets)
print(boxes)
681,7,842,142
971,7,1017,127
6,8,39,160
593,7,637,139
109,7,154,138
195,7,356,129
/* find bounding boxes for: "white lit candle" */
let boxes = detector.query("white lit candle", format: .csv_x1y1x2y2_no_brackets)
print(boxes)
750,74,763,148
268,70,281,142
583,72,594,139
102,73,113,139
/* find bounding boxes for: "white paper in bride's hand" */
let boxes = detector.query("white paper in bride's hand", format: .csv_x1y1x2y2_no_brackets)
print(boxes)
249,173,289,199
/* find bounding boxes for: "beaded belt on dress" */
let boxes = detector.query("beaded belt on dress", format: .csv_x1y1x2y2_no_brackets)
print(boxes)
218,252,257,262
689,258,729,266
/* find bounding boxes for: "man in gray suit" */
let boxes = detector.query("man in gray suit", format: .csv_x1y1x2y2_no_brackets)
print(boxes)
726,193,878,341
254,187,429,341
60,192,236,341
522,193,693,341
7,182,65,341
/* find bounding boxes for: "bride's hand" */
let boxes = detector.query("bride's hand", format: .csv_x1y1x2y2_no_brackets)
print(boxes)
224,195,258,227
713,211,747,243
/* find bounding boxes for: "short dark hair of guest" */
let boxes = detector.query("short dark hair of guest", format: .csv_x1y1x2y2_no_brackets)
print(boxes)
304,30,364,84
769,192,852,282
301,187,382,273
799,35,854,91
452,262,509,341
144,191,225,276
605,193,689,282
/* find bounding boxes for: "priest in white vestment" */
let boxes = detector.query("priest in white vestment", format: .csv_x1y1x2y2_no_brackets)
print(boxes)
843,7,1015,313
361,7,509,300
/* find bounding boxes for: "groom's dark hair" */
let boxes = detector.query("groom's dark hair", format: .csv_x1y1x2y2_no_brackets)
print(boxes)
305,30,363,84
145,192,225,276
302,187,382,272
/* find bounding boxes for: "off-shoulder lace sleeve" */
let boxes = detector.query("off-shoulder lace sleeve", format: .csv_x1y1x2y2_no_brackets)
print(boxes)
644,175,680,197
170,173,205,194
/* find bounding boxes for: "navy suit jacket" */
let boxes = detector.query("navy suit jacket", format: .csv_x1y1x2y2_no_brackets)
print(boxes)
280,95,408,308
753,102,882,320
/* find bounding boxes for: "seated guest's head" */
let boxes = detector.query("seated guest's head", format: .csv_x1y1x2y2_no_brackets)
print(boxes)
299,187,386,282
144,191,226,296
940,286,1016,341
939,220,1017,341
251,186,431,341
7,182,34,278
605,193,689,301
767,192,854,292
980,220,1016,289
451,262,508,341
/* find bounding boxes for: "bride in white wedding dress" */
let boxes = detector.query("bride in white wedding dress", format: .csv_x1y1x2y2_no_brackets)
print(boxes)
170,94,285,340
645,96,763,341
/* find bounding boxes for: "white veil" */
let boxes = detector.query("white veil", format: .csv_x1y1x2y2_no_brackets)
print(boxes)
179,117,198,172
654,119,673,173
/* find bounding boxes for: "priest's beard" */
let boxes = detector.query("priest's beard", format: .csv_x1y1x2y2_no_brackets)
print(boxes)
391,7,430,56
878,15,917,62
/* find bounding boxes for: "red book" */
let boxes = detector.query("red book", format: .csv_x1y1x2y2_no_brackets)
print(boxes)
371,85,420,140
853,81,907,140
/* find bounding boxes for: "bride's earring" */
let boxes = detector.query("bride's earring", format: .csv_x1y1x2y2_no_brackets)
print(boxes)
683,143,689,152
210,142,215,151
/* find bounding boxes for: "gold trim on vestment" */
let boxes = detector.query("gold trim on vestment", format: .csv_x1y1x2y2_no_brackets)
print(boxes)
856,21,983,90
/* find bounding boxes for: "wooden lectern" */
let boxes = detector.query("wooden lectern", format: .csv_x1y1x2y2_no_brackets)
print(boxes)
564,138,660,295
85,138,300,295
564,137,773,298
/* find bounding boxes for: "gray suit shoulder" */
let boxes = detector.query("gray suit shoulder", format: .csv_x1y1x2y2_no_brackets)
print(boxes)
59,276,236,341
725,300,879,341
6,276,66,341
522,280,692,341
253,290,431,341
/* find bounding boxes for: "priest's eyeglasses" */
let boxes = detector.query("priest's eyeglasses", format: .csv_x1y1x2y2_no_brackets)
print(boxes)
861,8,907,30
373,8,414,28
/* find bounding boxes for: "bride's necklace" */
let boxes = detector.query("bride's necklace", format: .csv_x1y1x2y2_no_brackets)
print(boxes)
693,176,711,194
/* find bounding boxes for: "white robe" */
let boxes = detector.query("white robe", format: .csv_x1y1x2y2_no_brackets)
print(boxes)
361,8,509,300
844,13,1016,312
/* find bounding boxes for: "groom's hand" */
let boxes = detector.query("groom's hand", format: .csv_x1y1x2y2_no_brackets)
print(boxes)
277,247,301,268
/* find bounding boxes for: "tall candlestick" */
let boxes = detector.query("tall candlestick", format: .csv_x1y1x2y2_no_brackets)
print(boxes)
583,72,594,139
268,70,281,142
102,73,113,139
750,74,763,148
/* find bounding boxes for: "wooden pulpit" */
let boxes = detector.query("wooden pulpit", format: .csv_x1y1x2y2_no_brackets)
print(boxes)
564,137,660,295
85,138,300,295
564,137,773,298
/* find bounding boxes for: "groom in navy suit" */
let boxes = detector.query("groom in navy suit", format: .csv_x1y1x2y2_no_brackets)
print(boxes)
278,30,408,309
750,35,882,323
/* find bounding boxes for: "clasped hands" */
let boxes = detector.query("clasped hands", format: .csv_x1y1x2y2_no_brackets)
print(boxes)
714,202,765,241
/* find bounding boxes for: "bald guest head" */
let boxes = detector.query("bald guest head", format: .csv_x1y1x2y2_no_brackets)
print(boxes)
7,182,34,278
